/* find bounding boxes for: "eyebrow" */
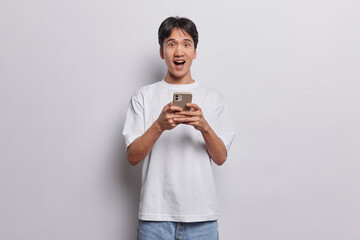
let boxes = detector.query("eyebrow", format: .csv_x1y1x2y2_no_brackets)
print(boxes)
166,38,193,43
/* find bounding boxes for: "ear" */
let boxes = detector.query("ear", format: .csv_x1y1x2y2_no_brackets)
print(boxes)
160,48,164,59
193,49,197,60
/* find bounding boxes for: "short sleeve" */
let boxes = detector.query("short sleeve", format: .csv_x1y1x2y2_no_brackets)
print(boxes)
122,92,145,151
212,97,236,153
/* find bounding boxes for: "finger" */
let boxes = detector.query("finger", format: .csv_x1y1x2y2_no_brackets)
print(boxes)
168,117,182,123
174,117,199,123
165,113,178,121
186,103,200,110
177,121,200,128
168,105,183,113
163,102,172,111
185,121,201,127
175,111,200,116
171,123,179,128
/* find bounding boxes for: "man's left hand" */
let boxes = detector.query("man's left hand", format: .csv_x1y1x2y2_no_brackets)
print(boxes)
173,103,210,132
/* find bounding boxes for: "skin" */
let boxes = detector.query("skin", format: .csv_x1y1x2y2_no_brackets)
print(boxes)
160,27,197,85
127,28,227,166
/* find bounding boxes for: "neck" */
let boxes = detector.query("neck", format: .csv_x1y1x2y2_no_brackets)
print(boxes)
164,71,194,85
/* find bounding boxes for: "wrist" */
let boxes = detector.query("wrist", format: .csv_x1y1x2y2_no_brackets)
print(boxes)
153,119,164,133
200,121,211,134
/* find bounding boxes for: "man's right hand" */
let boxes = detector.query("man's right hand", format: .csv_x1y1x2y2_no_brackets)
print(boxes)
127,102,182,166
156,102,183,131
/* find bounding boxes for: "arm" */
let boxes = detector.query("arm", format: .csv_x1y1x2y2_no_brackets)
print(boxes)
126,120,162,166
126,102,182,166
174,103,227,166
200,125,227,166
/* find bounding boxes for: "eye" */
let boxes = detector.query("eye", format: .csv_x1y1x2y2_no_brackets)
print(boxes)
185,43,190,47
169,43,175,47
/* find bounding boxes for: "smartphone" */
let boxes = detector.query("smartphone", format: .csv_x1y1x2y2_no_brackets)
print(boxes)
172,92,192,111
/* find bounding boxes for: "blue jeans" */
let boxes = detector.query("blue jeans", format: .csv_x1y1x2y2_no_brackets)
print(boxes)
137,220,219,240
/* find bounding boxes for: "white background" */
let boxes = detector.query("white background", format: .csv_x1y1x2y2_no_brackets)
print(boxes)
1,0,359,239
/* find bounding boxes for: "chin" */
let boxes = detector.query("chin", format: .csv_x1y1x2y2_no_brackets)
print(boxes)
169,70,187,79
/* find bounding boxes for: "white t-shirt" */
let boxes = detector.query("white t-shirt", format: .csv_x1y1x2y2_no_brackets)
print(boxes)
123,80,235,222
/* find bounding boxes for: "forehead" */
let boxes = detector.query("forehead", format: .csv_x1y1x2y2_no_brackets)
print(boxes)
166,27,194,42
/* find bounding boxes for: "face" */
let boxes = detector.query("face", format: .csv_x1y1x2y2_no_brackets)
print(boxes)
160,27,197,79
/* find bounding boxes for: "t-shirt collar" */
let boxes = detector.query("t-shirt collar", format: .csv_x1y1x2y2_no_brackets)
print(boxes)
160,79,199,91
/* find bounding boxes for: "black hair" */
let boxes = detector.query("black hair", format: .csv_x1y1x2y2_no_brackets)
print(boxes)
158,16,199,51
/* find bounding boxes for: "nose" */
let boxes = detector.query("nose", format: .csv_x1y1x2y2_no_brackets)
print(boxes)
174,45,184,57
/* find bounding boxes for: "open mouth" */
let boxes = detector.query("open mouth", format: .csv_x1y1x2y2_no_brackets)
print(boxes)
174,60,185,66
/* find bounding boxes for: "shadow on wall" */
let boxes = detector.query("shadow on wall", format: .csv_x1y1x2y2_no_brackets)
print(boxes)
108,116,142,239
112,56,165,238
143,54,167,85
119,142,142,237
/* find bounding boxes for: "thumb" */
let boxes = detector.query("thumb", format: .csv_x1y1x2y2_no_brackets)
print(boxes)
163,102,173,111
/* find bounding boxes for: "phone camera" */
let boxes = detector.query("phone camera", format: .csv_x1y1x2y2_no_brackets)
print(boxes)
174,95,182,101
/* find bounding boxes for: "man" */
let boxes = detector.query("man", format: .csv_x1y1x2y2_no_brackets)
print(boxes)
123,16,235,240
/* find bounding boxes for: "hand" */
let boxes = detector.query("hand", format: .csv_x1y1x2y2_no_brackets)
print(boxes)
174,103,210,132
156,102,183,131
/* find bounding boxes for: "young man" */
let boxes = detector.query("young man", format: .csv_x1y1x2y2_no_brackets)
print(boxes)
123,16,235,240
